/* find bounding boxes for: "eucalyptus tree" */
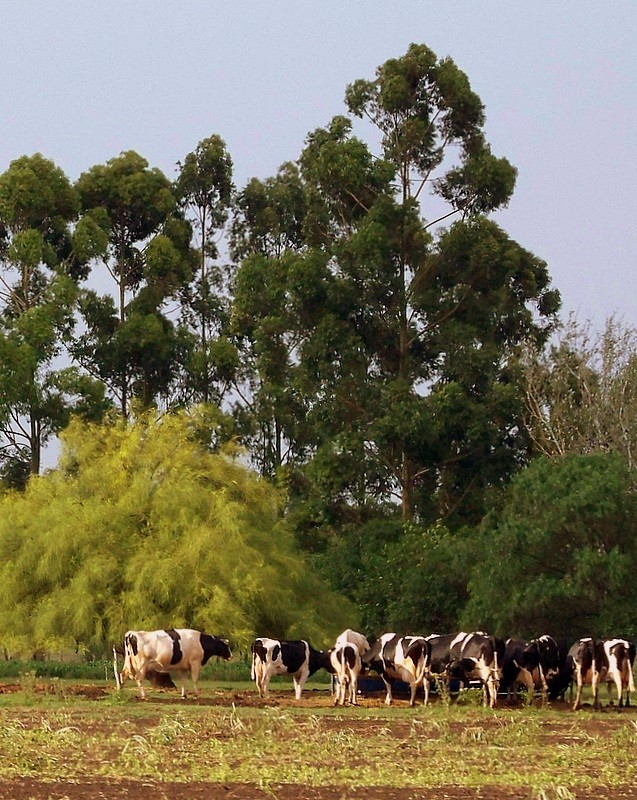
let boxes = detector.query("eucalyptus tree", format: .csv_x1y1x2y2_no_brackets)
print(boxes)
230,162,311,476
0,154,108,485
74,151,194,417
293,44,561,522
174,135,236,405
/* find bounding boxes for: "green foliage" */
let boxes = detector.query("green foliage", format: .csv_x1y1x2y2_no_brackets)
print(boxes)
75,151,194,416
230,43,560,527
0,410,355,656
0,154,107,482
463,453,637,640
315,517,475,635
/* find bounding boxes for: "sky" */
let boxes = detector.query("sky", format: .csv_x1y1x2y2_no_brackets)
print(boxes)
2,1,635,331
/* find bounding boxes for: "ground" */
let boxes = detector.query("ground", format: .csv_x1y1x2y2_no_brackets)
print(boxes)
0,683,635,799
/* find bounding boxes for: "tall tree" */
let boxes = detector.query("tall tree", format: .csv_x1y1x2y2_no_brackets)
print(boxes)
230,163,310,476
75,151,193,417
233,44,561,523
175,136,236,405
0,154,108,484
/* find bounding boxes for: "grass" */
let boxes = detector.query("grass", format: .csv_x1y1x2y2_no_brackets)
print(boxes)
0,680,633,795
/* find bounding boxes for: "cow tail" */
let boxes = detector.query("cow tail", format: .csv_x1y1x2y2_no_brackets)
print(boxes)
628,655,636,694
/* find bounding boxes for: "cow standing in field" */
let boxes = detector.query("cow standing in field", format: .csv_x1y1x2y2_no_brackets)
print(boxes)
364,633,431,706
425,632,466,695
250,638,334,699
448,631,504,708
568,638,606,710
120,628,231,699
330,629,370,705
603,638,635,708
330,643,363,706
501,635,562,704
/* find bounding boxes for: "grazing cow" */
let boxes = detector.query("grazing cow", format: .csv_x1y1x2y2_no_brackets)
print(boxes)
364,633,431,706
603,638,636,708
448,631,504,708
425,632,467,691
501,635,562,704
568,637,608,710
330,643,362,706
546,638,571,701
250,638,333,699
120,628,231,699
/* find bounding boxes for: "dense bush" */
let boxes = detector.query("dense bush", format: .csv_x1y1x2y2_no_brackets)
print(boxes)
0,411,356,657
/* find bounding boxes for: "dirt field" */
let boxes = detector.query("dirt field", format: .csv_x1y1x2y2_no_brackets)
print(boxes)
0,683,636,799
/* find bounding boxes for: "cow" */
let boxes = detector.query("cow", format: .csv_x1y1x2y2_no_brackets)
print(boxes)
330,629,371,698
501,635,562,704
603,638,636,708
330,643,363,706
250,638,334,699
424,632,467,696
335,628,371,657
120,628,231,699
448,631,504,708
568,637,608,710
363,633,431,706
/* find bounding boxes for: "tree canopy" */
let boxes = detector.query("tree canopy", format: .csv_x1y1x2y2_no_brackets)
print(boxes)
462,452,637,641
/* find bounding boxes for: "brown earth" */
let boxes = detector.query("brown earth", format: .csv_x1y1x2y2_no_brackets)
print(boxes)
3,779,637,800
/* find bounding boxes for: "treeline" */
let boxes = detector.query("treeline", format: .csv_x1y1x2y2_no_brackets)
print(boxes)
1,43,636,656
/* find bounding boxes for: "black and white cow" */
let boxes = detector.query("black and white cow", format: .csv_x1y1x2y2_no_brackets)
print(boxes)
364,633,431,706
334,628,371,657
448,631,505,708
250,638,333,699
329,629,371,704
568,637,608,710
330,643,363,706
603,638,636,708
501,635,562,704
120,628,231,699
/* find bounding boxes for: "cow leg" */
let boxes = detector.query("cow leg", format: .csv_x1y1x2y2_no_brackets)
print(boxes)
349,673,358,705
135,668,147,700
490,675,499,708
591,664,600,710
382,675,394,706
293,666,309,700
538,665,548,706
190,662,202,699
335,677,346,706
572,666,583,711
408,681,418,707
423,677,430,707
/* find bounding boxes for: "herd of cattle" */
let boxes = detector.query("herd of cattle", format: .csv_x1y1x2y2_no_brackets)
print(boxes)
116,627,636,711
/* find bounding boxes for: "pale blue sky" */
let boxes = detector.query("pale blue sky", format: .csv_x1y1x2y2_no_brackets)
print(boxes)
2,1,635,330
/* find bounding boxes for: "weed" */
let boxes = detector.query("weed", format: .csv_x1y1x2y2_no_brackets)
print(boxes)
460,725,488,744
532,787,577,800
